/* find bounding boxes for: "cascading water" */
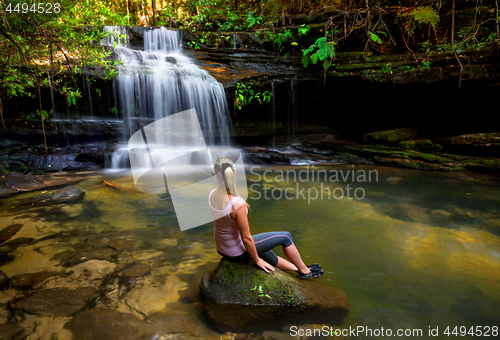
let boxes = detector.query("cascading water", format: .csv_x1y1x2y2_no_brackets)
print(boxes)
104,26,233,169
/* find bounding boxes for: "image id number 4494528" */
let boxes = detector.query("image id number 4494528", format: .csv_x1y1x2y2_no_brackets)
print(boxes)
5,2,61,14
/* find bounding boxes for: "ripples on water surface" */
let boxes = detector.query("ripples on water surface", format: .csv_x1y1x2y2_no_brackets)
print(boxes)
0,164,499,339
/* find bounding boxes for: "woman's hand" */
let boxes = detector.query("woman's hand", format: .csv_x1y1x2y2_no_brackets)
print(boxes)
255,258,275,273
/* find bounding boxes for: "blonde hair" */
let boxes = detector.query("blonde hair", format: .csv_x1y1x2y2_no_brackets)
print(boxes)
213,157,238,195
213,157,249,208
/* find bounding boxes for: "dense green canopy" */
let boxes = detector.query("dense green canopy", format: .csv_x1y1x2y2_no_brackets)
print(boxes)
1,0,499,126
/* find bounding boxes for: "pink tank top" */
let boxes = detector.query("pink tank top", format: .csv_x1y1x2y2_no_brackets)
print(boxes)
208,189,247,257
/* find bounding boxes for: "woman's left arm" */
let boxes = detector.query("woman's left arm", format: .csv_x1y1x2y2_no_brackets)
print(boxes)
234,203,275,273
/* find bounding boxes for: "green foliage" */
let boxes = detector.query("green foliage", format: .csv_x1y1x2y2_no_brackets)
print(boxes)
234,81,273,110
246,11,262,28
298,24,311,36
302,35,336,70
265,29,293,53
398,5,440,37
218,21,234,31
399,65,416,71
419,60,431,69
187,31,211,49
187,41,202,49
62,85,81,107
36,109,53,121
381,64,392,74
250,285,272,299
412,6,440,29
369,32,382,44
0,0,118,111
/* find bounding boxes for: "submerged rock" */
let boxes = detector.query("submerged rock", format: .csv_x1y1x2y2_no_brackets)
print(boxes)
119,264,151,277
65,307,155,340
0,271,9,289
12,287,98,317
199,258,349,332
10,271,63,289
0,237,33,254
48,186,85,201
0,224,23,245
0,323,24,339
386,176,402,185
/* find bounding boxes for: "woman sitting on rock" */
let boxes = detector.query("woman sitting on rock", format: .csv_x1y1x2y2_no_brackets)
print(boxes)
208,157,323,279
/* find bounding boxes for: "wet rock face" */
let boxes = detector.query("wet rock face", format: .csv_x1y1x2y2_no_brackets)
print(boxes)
0,138,117,174
438,132,500,156
243,148,292,164
199,258,349,333
364,127,420,145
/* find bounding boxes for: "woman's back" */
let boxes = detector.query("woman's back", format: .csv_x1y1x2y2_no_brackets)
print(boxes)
208,189,247,256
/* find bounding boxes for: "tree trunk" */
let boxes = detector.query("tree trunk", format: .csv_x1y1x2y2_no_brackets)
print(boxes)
126,0,130,25
496,1,500,41
152,0,156,26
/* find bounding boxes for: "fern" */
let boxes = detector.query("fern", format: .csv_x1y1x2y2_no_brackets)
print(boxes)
412,6,440,29
397,5,440,37
234,82,273,110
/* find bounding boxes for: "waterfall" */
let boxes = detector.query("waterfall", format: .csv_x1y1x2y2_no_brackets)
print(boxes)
104,26,232,169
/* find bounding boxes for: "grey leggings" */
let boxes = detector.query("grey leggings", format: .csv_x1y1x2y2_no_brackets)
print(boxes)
218,231,293,266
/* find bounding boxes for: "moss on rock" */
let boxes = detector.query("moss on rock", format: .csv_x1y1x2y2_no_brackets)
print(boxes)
199,258,348,332
398,139,443,152
364,127,420,145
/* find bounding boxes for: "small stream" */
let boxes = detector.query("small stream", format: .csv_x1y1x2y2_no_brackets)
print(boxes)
0,164,499,339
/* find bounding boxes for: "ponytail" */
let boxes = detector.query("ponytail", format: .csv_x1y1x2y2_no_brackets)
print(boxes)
213,157,249,208
221,163,239,197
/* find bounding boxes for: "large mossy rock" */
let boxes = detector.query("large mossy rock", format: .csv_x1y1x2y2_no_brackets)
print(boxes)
199,258,349,332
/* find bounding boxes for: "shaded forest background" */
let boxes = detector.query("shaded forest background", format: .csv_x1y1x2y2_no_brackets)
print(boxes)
1,0,499,131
